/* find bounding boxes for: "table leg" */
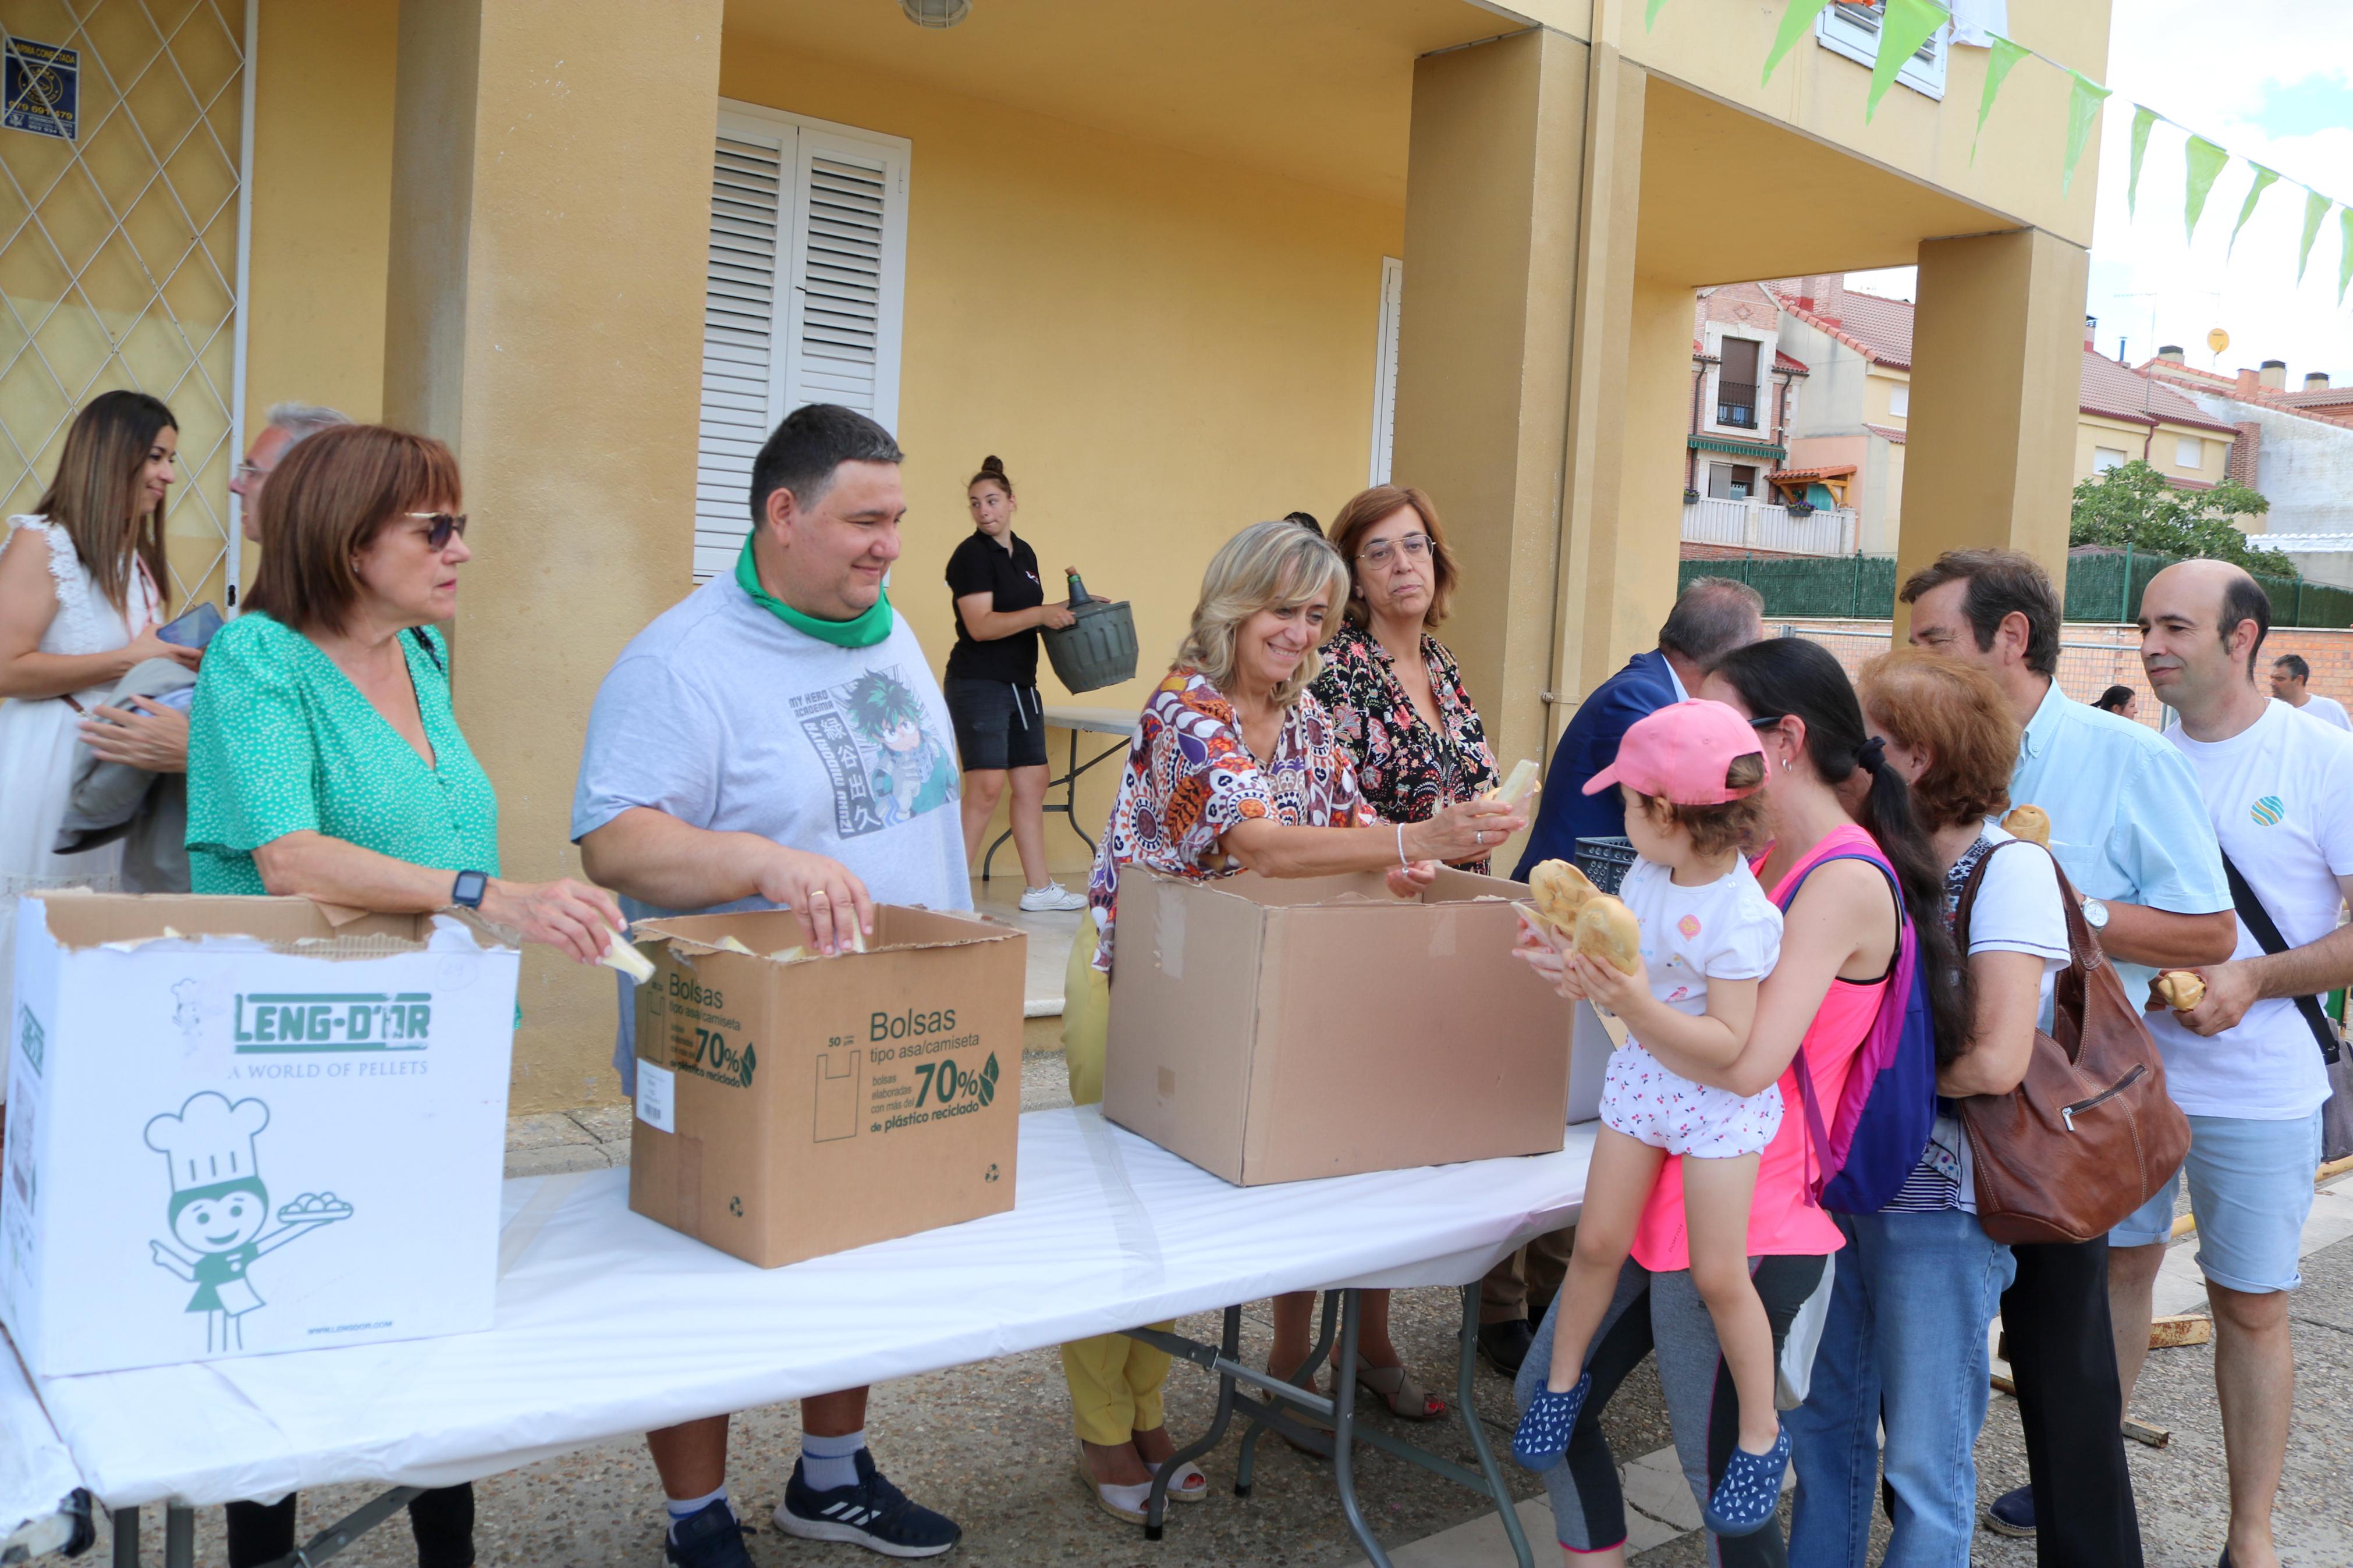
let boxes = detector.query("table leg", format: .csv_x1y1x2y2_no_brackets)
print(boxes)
1065,730,1099,858
1238,1288,1344,1487
1142,1306,1245,1539
110,1505,137,1568
1456,1282,1534,1568
164,1503,195,1568
1330,1289,1392,1568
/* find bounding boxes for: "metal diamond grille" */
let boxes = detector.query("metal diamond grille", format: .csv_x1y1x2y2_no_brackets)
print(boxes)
0,0,242,612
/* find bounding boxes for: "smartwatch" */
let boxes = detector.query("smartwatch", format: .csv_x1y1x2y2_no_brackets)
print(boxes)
450,870,489,909
2079,894,2110,931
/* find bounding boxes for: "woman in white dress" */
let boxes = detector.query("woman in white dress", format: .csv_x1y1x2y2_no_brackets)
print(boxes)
0,390,193,1095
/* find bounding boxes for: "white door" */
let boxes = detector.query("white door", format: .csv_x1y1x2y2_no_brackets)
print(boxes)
694,104,909,580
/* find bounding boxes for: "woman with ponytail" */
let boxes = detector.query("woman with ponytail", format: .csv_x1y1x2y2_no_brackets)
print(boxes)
1512,635,1960,1567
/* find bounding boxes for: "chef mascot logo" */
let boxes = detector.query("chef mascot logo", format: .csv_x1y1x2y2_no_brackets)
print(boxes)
144,1091,353,1352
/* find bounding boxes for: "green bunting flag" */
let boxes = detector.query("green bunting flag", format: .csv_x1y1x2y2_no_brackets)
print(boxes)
2061,73,2110,196
1763,0,1837,86
2126,105,2159,215
2227,164,2280,257
2182,136,2230,240
2340,207,2353,305
2299,188,2331,283
1970,36,2031,163
1867,0,1950,120
1646,0,1669,27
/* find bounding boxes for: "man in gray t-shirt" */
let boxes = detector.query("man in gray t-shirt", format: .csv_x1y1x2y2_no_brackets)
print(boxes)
573,405,964,1566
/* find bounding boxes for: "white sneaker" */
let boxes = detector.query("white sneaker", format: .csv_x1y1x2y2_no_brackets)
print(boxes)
1018,881,1087,912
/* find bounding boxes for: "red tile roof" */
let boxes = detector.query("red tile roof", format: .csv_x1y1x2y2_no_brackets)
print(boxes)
2135,359,2353,429
1769,285,1915,369
1863,422,1908,445
2081,350,2240,435
1774,349,1810,375
1768,464,1857,481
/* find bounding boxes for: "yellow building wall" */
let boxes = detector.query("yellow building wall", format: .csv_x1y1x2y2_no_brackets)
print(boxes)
720,37,1404,879
236,0,399,592
1864,369,1910,428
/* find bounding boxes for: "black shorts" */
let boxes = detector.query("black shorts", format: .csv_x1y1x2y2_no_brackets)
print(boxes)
946,677,1048,771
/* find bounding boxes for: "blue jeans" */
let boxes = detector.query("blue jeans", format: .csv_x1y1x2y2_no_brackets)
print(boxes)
1787,1208,2016,1568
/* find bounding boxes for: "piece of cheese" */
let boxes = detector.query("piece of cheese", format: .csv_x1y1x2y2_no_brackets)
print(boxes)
598,931,655,984
769,945,810,964
712,935,756,956
1486,758,1541,809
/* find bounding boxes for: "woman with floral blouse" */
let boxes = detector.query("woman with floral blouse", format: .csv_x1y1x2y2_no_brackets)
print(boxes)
1311,484,1500,867
1057,519,1523,1522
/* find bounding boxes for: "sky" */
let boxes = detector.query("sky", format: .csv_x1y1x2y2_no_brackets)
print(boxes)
1846,0,2353,383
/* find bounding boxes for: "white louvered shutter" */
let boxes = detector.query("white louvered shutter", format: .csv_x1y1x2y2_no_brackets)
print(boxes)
694,109,908,580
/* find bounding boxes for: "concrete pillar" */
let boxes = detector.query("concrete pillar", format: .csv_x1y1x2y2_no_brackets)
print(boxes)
1390,28,1585,778
381,0,722,1111
1894,227,2090,631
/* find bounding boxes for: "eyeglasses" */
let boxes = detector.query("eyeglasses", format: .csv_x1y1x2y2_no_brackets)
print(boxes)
1357,533,1432,567
404,511,470,549
233,462,268,482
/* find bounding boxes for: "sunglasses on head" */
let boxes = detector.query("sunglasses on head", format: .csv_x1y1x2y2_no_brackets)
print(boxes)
403,511,469,549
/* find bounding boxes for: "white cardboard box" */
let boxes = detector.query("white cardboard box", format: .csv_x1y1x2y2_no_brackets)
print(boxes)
2,891,520,1377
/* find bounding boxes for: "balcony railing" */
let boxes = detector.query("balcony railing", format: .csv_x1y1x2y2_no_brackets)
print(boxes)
1715,379,1759,429
1682,496,1858,556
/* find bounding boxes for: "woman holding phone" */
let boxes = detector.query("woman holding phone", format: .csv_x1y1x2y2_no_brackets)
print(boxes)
0,390,191,1090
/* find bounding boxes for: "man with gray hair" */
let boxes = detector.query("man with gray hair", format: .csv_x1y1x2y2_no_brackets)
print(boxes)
1510,575,1765,881
229,401,352,543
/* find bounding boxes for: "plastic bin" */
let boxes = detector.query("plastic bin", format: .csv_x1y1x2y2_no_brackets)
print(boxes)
1042,595,1138,695
1573,835,1638,897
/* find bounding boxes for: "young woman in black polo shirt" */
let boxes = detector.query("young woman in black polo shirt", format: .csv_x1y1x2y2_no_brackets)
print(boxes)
945,456,1085,910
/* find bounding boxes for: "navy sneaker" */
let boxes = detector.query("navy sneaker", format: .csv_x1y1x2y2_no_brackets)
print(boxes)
1703,1426,1791,1537
1511,1373,1591,1471
664,1498,755,1568
775,1449,960,1559
1985,1485,2036,1538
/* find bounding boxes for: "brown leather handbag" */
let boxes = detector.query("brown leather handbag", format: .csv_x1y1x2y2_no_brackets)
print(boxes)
1951,841,2191,1246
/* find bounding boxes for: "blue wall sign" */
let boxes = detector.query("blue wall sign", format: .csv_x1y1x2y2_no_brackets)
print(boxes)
4,38,78,142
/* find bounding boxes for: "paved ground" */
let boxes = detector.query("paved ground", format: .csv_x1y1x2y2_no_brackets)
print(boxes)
90,1044,2351,1566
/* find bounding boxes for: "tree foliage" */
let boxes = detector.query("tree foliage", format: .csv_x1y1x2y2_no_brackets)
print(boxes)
2068,460,2291,577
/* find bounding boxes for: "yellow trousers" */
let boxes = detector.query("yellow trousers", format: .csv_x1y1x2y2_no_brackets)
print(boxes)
1059,935,1175,1445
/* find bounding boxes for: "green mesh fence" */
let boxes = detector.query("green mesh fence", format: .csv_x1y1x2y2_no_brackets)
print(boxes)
1681,552,2353,628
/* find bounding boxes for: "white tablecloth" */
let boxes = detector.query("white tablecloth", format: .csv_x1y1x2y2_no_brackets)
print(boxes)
5,1107,1591,1511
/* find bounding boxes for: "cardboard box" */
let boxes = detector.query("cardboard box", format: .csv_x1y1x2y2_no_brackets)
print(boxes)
1102,866,1574,1185
2,892,519,1377
627,906,1023,1268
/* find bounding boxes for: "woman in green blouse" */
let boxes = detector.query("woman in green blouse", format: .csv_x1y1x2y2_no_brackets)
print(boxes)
185,424,624,1568
187,423,622,953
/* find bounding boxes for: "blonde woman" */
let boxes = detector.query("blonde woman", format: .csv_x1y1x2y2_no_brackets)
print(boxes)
1060,520,1523,1521
0,390,191,1091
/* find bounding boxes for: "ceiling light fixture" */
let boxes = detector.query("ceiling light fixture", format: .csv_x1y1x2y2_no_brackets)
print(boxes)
901,0,970,27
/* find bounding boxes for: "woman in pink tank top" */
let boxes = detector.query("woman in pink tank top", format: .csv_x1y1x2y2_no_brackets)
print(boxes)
1514,637,1965,1567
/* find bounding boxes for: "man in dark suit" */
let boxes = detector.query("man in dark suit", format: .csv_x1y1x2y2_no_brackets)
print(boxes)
1479,575,1763,1375
1511,577,1766,880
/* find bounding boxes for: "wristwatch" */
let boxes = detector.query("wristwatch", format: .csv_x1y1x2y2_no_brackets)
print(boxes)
450,870,489,909
2079,894,2110,931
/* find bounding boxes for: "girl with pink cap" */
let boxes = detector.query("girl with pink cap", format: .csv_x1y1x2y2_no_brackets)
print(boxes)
1509,698,1791,1536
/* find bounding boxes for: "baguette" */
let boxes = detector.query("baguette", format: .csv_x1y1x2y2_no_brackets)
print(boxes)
598,930,655,984
1486,758,1541,809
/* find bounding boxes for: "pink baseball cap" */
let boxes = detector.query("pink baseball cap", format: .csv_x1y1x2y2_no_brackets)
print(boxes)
1582,699,1766,805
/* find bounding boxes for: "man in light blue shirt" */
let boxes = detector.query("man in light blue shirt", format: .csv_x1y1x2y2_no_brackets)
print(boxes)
1902,549,2235,1562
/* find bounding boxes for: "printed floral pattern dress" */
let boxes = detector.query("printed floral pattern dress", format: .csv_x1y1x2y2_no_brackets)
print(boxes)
1309,621,1499,873
1085,667,1375,972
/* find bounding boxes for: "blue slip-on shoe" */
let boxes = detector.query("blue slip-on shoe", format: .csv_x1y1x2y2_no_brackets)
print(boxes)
775,1449,962,1559
1703,1425,1791,1537
1985,1485,2036,1538
663,1498,755,1568
1510,1373,1591,1471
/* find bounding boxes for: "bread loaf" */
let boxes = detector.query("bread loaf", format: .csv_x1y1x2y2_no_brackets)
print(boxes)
598,931,655,984
2002,803,2050,848
1573,894,1642,975
2153,970,2206,1012
1529,859,1600,935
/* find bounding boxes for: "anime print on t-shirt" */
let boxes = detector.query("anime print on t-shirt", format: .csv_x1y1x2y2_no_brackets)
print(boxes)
792,666,959,836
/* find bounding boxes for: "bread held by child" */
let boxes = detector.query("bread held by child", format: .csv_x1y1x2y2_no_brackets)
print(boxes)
1573,894,1642,975
1529,858,1601,935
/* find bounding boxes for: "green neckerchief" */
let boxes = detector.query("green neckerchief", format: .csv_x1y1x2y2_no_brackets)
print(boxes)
734,534,893,648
